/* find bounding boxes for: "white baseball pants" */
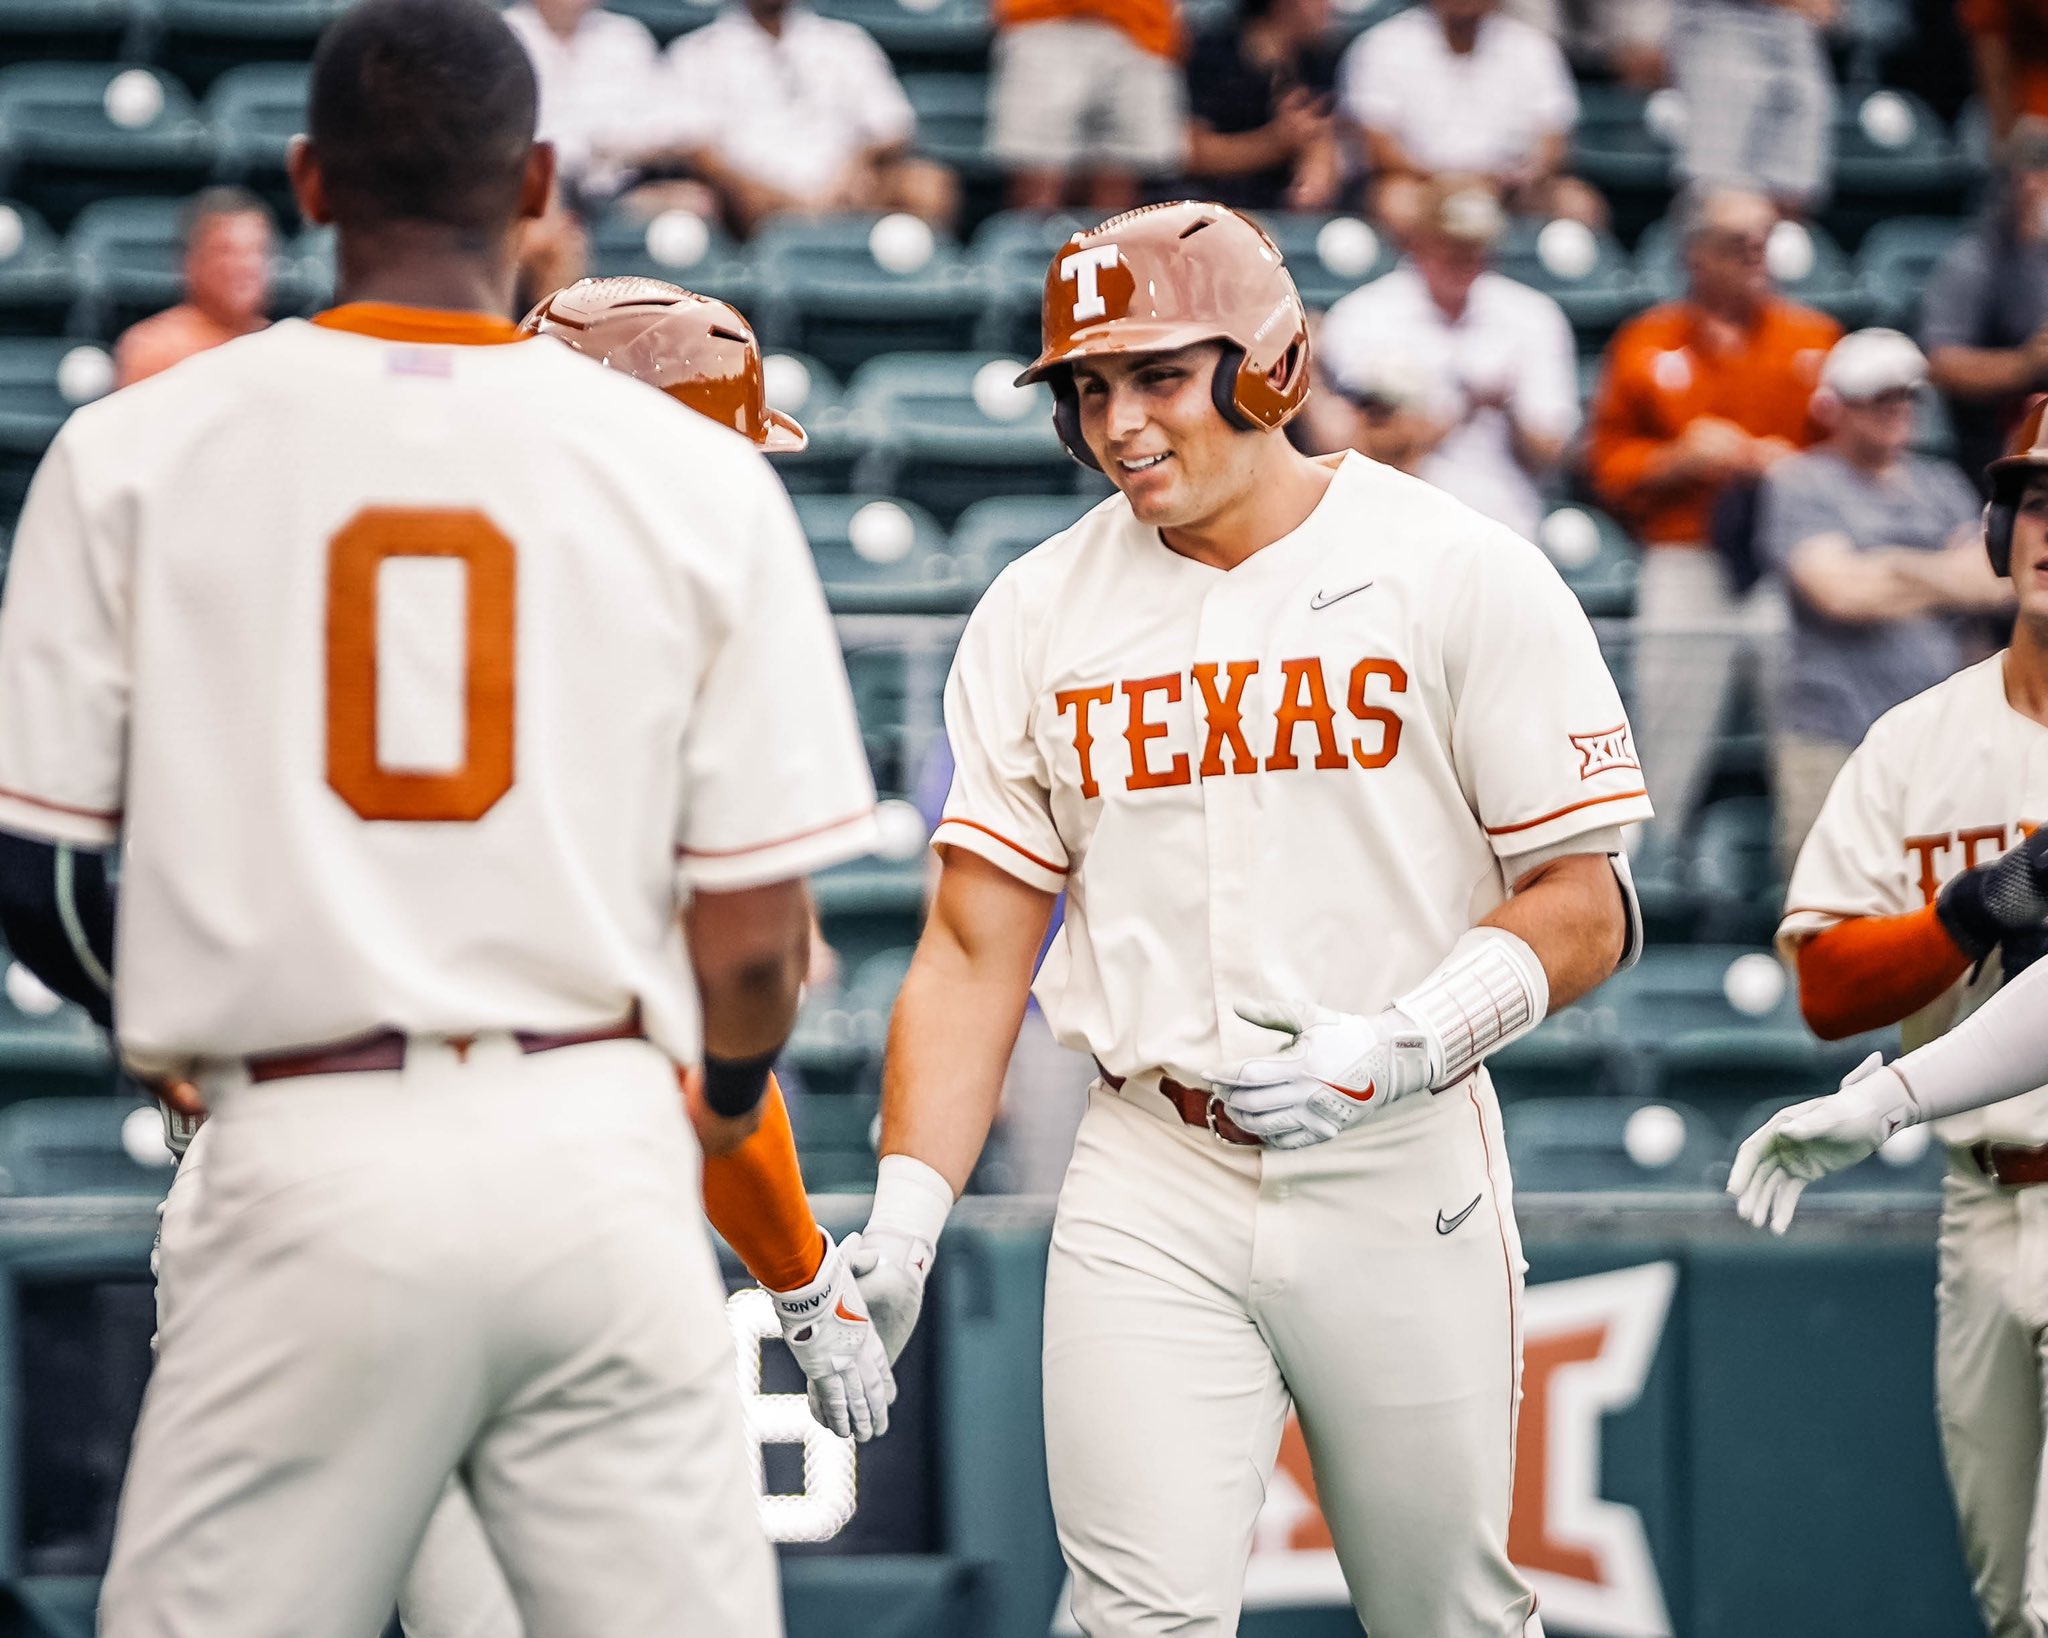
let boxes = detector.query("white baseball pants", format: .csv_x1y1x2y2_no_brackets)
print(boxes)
1936,1160,2048,1638
108,1034,780,1638
1043,1075,1540,1638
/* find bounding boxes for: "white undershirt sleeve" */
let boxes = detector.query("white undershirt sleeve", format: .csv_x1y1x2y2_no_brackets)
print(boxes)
1895,957,2048,1124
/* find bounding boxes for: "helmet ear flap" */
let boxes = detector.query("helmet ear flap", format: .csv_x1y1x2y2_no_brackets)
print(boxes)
1049,370,1103,471
1986,497,2015,578
1210,343,1257,431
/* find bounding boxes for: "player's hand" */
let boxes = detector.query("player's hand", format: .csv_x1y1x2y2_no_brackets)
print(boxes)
138,1072,204,1120
1936,828,2048,961
844,1227,932,1365
1202,998,1433,1149
768,1231,896,1443
1728,1052,1920,1234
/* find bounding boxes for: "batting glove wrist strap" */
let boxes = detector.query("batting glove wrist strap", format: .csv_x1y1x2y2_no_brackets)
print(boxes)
1392,926,1550,1089
1937,829,2048,960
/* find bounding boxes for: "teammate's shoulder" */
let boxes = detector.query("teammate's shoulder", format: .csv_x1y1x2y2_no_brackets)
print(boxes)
1866,653,2006,743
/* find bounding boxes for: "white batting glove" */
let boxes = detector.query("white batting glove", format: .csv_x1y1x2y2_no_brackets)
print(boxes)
767,1231,895,1442
1728,1053,1922,1235
844,1227,933,1365
1203,998,1434,1149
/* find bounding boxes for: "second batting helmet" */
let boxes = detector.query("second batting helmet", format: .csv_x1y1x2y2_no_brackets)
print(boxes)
520,276,807,452
1985,395,2048,577
1014,201,1311,471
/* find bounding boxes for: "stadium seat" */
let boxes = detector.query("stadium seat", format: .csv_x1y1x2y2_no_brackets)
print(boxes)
1656,1027,1859,1127
1502,1096,1722,1192
1691,796,1781,942
790,492,975,613
606,0,722,42
849,350,1094,525
1320,0,1416,45
205,62,308,220
1487,1006,1634,1103
1490,217,1642,350
1569,86,1678,243
0,0,138,64
813,856,928,976
755,214,989,378
951,491,1101,580
972,208,1102,356
0,64,216,231
1628,826,1706,944
584,207,759,314
156,0,349,95
812,0,992,69
1535,505,1639,617
786,944,914,1109
0,1098,170,1196
0,956,117,1104
841,638,953,792
1910,388,1958,461
0,200,79,337
1599,944,1797,1039
758,349,879,493
0,336,113,521
1857,216,1970,329
69,194,312,336
901,73,1001,228
1825,90,1973,250
1730,1095,1946,1199
1249,212,1396,312
1636,215,1876,328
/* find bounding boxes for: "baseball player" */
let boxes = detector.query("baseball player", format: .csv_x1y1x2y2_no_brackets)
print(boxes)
1725,401,2048,1636
847,201,1651,1636
0,4,879,1634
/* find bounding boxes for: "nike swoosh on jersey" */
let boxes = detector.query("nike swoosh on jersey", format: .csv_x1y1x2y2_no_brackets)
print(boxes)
1309,581,1374,610
1436,1194,1483,1236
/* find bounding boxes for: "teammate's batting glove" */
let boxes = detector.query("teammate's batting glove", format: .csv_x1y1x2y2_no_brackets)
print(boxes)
768,1231,896,1443
844,1228,933,1366
1203,998,1434,1149
1937,828,2048,962
1727,1052,1922,1235
2000,923,2048,985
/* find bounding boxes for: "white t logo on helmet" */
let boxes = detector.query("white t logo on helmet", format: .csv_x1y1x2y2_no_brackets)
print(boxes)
1061,244,1121,323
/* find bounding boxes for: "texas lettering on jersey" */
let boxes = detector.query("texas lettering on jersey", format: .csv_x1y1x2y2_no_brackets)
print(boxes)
1903,821,2041,906
1054,656,1408,798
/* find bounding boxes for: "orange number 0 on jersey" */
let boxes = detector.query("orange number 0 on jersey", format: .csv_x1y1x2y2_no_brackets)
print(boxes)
325,508,516,822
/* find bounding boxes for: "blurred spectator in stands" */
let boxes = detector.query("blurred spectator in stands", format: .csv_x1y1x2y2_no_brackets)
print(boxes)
1586,184,1840,841
1962,0,2048,140
1670,0,1835,215
989,0,1185,210
114,188,272,390
1923,117,2048,481
1316,178,1577,538
1184,0,1343,211
657,0,959,234
1337,0,1606,239
1298,349,1443,472
1759,329,2009,871
503,0,667,207
512,188,591,319
1507,0,1673,88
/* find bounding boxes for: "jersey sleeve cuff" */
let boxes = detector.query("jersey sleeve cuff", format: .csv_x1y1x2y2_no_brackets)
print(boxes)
678,806,881,892
1775,904,1863,957
0,789,119,849
931,816,1068,894
1482,788,1654,857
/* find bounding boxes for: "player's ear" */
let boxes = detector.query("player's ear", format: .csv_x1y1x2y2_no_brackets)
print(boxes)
517,142,558,225
285,135,333,229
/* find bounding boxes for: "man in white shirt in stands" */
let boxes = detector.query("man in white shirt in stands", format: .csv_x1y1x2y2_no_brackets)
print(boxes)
1338,0,1605,238
654,0,958,233
1315,178,1579,543
502,0,667,204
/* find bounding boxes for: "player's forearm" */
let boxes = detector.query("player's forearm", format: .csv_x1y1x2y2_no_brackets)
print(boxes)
701,1076,828,1291
1893,954,2048,1121
1482,852,1627,1010
685,880,812,1062
1794,905,1971,1039
1186,122,1292,178
1928,343,2041,401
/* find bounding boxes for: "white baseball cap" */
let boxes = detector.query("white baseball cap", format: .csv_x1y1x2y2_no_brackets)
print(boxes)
1820,327,1927,401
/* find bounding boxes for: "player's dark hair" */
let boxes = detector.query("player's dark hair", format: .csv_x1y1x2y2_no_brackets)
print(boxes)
307,0,538,236
178,186,269,251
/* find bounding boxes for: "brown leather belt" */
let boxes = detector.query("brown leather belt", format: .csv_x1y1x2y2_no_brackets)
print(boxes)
1098,1063,1260,1148
1967,1141,2048,1189
246,1010,644,1085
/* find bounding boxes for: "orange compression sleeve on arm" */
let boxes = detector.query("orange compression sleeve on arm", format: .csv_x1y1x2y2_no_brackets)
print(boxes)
1795,903,1973,1041
701,1073,827,1292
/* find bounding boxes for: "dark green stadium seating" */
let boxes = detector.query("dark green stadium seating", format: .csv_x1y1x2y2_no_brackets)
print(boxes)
1487,1006,1633,1102
813,0,992,70
951,491,1100,581
0,200,79,337
0,1098,169,1196
971,207,1102,357
1636,215,1876,328
813,857,928,976
849,350,1094,523
1490,217,1643,350
755,214,989,377
1535,504,1639,617
1825,89,1974,249
1857,215,1970,330
205,61,308,221
1732,1095,1945,1197
156,0,349,95
900,73,1001,230
1502,1096,1722,1192
0,64,215,230
0,336,112,522
841,638,953,792
1248,211,1397,312
0,956,116,1105
584,207,759,313
1691,796,1781,942
761,350,880,494
790,491,975,613
1319,0,1416,46
0,0,138,64
607,0,723,42
70,194,313,336
1569,86,1677,244
1628,827,1706,944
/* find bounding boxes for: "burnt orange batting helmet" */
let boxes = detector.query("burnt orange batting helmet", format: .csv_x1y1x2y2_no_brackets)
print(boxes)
519,276,806,453
1015,201,1311,471
1985,394,2048,577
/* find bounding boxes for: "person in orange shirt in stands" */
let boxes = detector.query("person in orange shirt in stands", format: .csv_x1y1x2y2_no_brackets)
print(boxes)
113,187,274,389
1585,183,1840,843
989,0,1186,210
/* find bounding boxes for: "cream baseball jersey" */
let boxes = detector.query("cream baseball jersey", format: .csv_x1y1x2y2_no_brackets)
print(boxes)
934,450,1653,1085
1779,653,2048,1146
0,308,877,1073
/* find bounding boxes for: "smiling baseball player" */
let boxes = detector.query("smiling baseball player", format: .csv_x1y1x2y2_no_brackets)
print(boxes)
1729,402,2048,1638
0,5,880,1633
846,201,1650,1636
